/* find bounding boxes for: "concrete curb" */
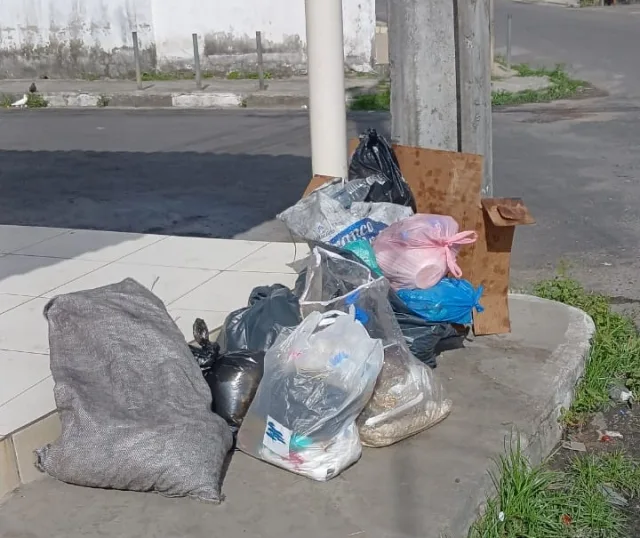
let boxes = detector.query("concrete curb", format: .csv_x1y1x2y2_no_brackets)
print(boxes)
1,86,377,110
452,293,595,536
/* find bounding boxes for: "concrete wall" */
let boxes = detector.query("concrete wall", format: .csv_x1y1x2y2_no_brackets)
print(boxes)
0,0,375,79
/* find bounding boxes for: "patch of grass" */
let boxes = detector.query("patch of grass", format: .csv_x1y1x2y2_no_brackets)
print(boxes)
97,94,110,107
492,64,588,107
0,94,13,108
226,70,273,80
140,70,219,82
470,439,634,538
26,93,48,108
349,84,390,111
534,275,640,425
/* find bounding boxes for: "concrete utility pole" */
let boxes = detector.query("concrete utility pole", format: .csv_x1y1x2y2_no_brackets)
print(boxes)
388,0,493,196
305,0,349,179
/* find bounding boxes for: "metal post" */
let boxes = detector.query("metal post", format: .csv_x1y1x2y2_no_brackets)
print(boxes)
506,14,512,71
256,31,266,91
132,31,142,90
305,0,348,178
192,33,202,90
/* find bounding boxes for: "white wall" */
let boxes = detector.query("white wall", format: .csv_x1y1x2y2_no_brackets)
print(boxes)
0,0,375,78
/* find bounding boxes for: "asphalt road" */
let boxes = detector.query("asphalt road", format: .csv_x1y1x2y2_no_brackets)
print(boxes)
494,1,640,98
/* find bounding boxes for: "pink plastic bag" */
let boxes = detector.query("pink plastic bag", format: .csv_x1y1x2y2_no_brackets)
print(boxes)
372,214,477,290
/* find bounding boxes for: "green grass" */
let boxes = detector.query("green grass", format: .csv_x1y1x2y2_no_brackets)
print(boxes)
534,275,640,426
0,93,48,108
492,64,587,106
26,93,48,108
226,70,273,80
470,439,638,538
349,64,586,111
0,94,13,108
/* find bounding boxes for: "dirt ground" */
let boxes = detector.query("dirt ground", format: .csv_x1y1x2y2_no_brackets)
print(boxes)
549,404,640,536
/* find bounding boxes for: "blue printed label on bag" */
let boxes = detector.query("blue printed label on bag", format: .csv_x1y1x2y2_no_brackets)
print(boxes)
263,416,292,458
329,218,387,247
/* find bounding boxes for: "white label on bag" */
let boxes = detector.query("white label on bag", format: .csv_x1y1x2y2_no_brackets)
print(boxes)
263,416,292,458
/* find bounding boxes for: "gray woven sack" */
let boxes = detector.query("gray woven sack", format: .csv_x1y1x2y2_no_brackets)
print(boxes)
36,278,233,503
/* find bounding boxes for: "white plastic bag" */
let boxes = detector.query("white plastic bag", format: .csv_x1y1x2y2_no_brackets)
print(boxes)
236,310,384,481
277,189,413,247
299,247,453,447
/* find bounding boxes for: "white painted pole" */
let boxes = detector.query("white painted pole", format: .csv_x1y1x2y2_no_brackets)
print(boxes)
305,0,348,178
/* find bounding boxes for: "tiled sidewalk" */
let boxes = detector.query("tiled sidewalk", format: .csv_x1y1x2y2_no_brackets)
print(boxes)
0,225,309,438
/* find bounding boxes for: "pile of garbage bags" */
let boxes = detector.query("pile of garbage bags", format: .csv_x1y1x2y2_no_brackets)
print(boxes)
35,128,487,501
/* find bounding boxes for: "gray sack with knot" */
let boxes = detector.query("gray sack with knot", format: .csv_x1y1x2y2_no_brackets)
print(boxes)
36,278,233,503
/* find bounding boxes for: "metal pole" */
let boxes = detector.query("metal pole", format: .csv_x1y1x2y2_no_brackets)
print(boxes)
132,31,142,90
192,33,202,90
305,0,348,178
256,31,266,91
506,14,512,70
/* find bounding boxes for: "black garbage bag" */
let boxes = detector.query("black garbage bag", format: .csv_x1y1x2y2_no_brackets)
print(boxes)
189,318,266,432
217,284,302,353
189,318,220,370
294,241,463,367
348,128,417,212
204,350,265,433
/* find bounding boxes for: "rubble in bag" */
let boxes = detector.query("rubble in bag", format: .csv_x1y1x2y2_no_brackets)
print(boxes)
349,128,417,212
37,278,233,503
293,241,463,368
397,278,484,325
373,214,477,289
190,318,266,433
357,343,452,447
236,310,384,480
298,247,453,447
277,187,413,248
217,284,302,353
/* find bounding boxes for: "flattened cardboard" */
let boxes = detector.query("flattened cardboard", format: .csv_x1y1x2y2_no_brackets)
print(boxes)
391,145,483,278
302,174,335,197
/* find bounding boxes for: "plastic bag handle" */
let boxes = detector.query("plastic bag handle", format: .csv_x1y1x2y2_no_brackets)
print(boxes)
443,231,478,277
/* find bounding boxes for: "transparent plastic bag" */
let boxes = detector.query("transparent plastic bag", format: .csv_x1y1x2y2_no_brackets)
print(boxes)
373,214,477,289
299,247,453,447
236,310,384,481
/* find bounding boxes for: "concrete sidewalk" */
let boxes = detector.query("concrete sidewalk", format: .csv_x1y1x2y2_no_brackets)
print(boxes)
0,77,380,109
0,225,594,537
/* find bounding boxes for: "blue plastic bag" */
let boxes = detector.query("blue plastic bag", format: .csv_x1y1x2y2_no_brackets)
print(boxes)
396,278,484,325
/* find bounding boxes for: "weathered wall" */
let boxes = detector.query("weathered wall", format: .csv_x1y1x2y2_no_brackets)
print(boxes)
0,0,375,79
0,0,155,78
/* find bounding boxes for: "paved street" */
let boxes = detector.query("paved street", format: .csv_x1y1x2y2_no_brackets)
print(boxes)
1,3,640,302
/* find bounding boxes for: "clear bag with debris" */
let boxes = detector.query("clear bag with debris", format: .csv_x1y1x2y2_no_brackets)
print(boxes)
298,247,452,447
236,310,384,481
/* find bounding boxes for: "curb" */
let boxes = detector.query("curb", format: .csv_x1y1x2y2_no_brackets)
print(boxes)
0,86,378,110
450,294,595,537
